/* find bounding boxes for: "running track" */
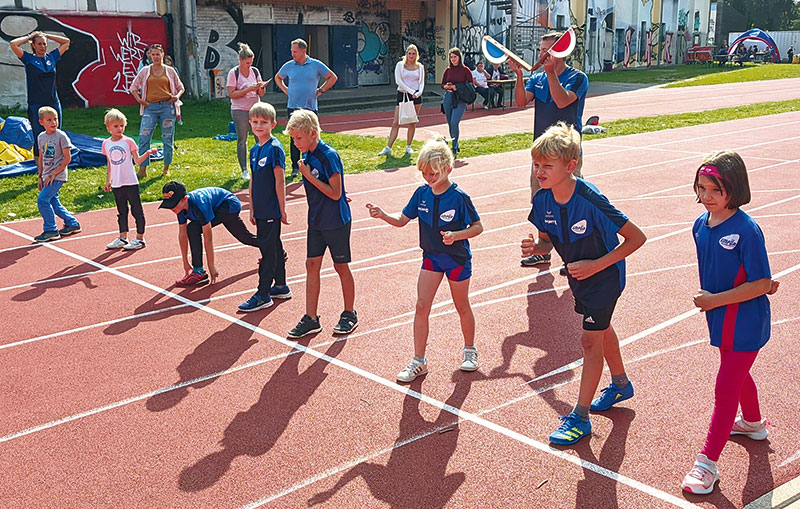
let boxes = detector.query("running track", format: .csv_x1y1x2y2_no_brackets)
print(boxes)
1,111,799,508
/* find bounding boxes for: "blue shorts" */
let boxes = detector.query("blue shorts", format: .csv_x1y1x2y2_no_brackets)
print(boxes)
421,253,471,282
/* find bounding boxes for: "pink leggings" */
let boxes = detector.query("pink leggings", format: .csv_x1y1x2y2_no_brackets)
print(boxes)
701,349,761,462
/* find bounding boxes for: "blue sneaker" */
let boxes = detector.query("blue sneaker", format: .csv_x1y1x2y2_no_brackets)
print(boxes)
549,413,591,445
590,381,635,412
238,294,273,312
269,284,293,300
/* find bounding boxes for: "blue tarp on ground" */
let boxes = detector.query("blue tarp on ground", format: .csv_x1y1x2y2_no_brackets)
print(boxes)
0,116,35,150
0,130,106,178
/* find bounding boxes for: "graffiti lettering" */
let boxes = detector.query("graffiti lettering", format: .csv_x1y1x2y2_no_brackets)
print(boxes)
343,11,355,23
110,29,148,93
664,32,674,64
357,0,386,9
402,18,436,82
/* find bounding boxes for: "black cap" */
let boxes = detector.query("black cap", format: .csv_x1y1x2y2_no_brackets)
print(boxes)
159,181,187,209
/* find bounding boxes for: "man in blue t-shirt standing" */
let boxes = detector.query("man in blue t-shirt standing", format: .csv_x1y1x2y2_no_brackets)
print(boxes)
275,38,338,178
509,31,589,267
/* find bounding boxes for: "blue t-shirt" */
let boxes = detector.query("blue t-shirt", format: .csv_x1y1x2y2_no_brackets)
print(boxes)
402,182,480,266
693,209,771,352
302,140,351,230
525,66,588,139
249,137,285,220
530,179,629,308
277,57,332,110
177,187,241,225
20,49,62,106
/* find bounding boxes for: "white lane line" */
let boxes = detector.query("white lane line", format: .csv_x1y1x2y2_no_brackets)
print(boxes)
779,450,800,468
0,224,695,508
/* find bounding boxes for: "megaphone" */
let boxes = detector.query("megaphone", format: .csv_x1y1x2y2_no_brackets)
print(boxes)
482,27,577,72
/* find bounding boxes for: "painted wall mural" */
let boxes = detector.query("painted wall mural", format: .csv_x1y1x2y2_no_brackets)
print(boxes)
0,10,166,108
401,18,439,83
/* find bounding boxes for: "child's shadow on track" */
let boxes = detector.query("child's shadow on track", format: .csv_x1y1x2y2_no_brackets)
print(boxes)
177,338,346,492
102,268,258,335
0,245,33,270
566,408,636,509
145,319,261,412
308,376,473,508
486,272,581,416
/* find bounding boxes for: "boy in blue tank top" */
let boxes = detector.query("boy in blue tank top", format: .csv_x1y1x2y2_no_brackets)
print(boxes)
284,109,357,338
520,122,646,446
237,102,291,312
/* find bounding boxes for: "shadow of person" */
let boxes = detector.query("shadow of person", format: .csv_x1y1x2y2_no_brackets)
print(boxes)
102,268,257,336
732,436,775,506
569,408,635,509
145,320,260,412
177,338,347,492
487,273,579,417
308,375,473,508
0,245,33,270
12,262,100,301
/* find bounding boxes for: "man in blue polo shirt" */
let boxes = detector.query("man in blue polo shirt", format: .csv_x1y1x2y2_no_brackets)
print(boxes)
275,38,338,178
509,31,589,267
159,181,258,286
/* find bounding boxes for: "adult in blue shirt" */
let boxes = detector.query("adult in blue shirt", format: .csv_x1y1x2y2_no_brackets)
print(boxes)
275,38,338,177
9,31,71,157
509,31,589,267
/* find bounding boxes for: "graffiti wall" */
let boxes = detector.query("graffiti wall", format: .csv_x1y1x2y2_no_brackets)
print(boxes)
353,9,390,85
0,10,166,108
401,18,441,83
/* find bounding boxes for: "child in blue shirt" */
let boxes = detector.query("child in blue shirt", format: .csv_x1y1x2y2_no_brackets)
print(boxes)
367,138,483,382
520,122,646,446
159,182,258,286
237,102,291,312
284,109,357,338
681,151,780,495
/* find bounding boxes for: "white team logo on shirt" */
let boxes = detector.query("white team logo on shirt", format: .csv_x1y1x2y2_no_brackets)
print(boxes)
571,219,588,234
719,234,740,250
258,156,268,167
585,316,595,324
440,209,456,222
311,168,320,178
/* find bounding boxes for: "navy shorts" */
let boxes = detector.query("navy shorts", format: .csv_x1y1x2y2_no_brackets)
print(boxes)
396,92,422,105
307,222,352,263
574,297,617,331
421,253,471,282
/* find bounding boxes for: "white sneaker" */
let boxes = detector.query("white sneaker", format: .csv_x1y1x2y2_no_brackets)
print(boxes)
106,237,128,249
681,454,719,495
405,146,414,155
461,346,478,371
123,238,146,250
378,146,392,156
241,169,250,180
730,416,769,440
396,358,428,383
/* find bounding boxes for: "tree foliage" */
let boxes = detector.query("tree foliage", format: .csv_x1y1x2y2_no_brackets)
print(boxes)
727,0,800,30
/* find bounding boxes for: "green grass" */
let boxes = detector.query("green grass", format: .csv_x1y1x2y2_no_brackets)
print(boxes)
587,62,800,86
2,96,800,221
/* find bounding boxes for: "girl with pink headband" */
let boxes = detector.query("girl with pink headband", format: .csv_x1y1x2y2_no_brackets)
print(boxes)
681,150,780,495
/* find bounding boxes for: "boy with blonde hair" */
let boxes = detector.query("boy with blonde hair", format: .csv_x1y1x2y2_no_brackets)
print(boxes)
237,102,291,311
103,108,157,250
284,109,357,337
34,106,81,242
521,122,645,445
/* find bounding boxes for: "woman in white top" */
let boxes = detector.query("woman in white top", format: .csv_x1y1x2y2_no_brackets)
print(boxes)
378,45,425,156
227,42,267,180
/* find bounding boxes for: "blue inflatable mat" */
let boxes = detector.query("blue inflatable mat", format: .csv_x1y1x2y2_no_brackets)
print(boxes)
0,116,34,150
0,130,106,178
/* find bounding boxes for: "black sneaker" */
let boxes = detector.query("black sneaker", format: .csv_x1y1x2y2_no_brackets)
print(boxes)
521,253,551,267
333,310,358,334
34,231,61,243
288,314,322,339
58,224,82,236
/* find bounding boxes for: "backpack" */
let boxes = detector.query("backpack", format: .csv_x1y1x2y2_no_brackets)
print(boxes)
234,66,261,87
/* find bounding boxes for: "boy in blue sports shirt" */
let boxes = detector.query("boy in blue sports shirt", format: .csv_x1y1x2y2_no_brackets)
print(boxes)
284,109,357,338
237,102,291,312
520,122,646,446
160,181,258,287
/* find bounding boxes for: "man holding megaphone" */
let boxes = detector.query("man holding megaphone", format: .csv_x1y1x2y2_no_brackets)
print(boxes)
508,30,589,267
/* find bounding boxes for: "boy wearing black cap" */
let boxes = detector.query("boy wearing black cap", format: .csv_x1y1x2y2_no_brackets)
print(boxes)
159,181,258,286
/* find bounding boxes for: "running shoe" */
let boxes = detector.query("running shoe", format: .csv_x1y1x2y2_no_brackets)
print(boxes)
288,314,322,339
378,146,392,156
549,413,591,445
405,146,414,155
681,454,719,495
730,416,769,440
461,346,479,371
176,270,209,287
521,253,551,266
238,293,273,312
397,357,428,383
34,231,60,242
106,237,128,249
122,238,146,250
58,224,82,236
241,169,250,180
268,284,293,300
590,381,635,412
333,310,358,334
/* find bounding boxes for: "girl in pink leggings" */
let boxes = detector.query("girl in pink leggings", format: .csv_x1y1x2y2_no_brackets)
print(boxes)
682,150,780,495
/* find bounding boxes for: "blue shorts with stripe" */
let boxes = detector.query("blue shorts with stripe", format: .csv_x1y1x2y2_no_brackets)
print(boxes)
421,253,471,281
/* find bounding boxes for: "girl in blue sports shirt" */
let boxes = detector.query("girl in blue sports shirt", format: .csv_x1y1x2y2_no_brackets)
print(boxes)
682,150,780,495
366,138,483,383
